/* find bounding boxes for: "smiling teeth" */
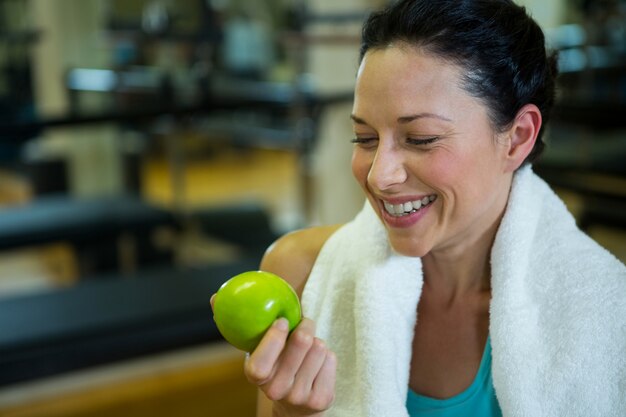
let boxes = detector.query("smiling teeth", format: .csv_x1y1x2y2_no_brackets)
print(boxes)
383,195,437,217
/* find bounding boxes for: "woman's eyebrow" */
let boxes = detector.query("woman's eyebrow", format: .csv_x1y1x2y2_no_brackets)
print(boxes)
350,114,368,125
397,113,453,123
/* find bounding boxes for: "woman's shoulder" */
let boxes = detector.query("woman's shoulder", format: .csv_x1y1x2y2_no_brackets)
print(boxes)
260,224,343,297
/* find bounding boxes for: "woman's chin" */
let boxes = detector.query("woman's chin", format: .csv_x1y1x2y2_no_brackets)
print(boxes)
388,237,430,258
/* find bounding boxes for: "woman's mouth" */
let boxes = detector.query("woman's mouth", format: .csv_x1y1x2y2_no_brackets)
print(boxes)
382,195,437,217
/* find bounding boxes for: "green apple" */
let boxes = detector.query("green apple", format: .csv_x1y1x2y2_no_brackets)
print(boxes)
213,270,302,352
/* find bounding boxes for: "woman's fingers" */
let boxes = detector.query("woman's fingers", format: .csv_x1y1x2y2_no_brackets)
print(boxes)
244,316,337,415
309,350,337,410
245,318,290,384
210,294,216,311
263,319,317,400
286,337,330,406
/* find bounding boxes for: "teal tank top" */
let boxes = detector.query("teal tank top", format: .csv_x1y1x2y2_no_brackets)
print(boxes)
406,336,502,417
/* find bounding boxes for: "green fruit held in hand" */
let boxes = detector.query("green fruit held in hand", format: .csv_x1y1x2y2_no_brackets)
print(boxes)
213,270,302,352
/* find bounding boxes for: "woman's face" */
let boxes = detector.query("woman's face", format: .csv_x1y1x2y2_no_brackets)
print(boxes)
351,45,514,257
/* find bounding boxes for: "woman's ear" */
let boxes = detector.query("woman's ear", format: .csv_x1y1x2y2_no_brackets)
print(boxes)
504,103,542,172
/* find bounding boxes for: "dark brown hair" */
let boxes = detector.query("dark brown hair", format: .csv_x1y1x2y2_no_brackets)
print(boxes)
360,0,559,164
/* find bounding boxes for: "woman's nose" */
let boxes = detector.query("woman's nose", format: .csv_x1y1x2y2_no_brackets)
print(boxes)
367,145,408,192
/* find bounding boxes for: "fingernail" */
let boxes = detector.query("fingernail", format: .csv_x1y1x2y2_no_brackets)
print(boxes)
273,317,289,331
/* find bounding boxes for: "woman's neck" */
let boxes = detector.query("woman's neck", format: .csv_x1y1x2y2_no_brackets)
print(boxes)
421,206,504,306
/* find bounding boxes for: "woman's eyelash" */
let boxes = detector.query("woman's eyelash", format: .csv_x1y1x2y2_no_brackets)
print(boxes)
350,137,376,144
406,137,439,145
350,137,439,145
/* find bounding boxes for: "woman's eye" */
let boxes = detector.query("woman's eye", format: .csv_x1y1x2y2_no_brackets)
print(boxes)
406,136,439,146
350,137,378,147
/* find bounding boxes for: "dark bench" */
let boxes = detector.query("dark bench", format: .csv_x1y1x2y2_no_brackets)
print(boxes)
0,194,180,274
0,258,260,387
0,194,177,250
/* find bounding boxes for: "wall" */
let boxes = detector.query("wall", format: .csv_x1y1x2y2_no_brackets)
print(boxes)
30,0,124,198
306,0,384,225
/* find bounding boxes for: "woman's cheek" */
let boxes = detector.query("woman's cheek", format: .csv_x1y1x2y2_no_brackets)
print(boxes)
417,150,455,187
351,150,371,188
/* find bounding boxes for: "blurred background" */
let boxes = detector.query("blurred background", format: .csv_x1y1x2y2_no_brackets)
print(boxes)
0,0,624,416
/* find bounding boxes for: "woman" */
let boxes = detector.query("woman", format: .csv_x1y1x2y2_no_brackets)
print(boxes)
217,1,626,416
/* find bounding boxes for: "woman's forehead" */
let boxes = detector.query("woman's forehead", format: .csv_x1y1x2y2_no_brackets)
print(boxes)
357,47,463,93
353,47,494,129
355,49,467,111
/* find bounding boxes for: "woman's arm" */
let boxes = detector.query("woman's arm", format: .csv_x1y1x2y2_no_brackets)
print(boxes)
259,225,341,298
253,225,342,417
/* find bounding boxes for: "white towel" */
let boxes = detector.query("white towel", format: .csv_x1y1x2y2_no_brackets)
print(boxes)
302,165,626,416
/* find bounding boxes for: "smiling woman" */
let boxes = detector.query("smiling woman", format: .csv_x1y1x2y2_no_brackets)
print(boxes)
209,1,626,416
351,46,522,259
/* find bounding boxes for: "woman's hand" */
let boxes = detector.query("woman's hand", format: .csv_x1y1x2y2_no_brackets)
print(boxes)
247,317,336,416
211,295,336,416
